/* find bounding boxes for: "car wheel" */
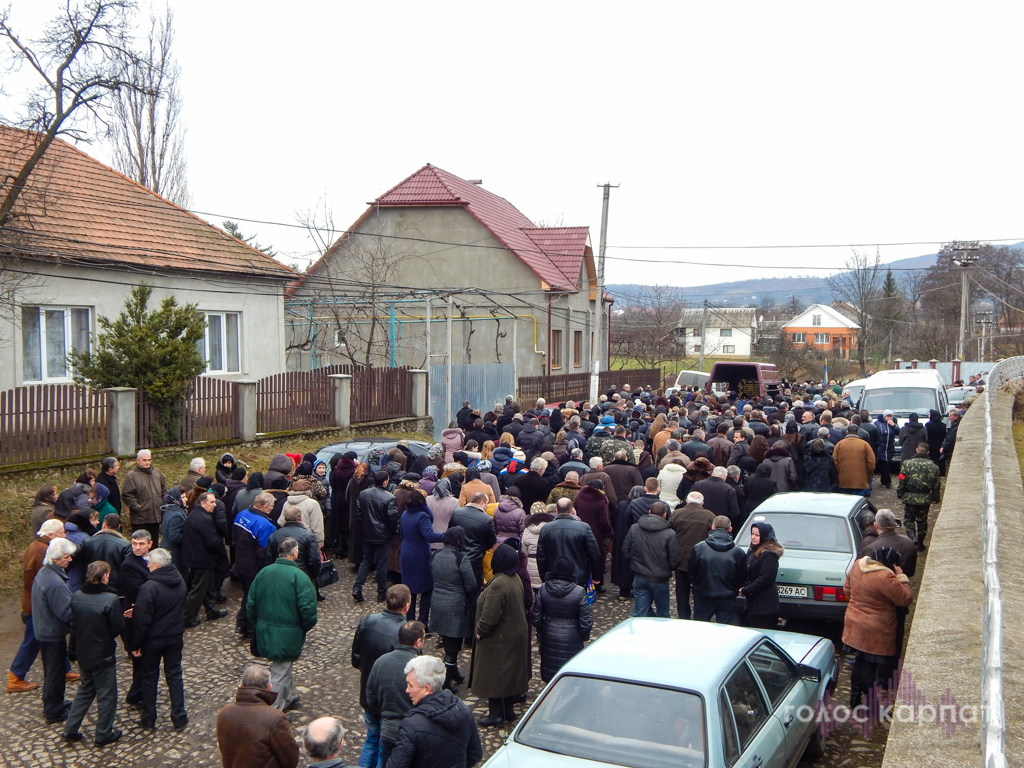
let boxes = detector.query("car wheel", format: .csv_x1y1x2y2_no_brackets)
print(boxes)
802,718,827,760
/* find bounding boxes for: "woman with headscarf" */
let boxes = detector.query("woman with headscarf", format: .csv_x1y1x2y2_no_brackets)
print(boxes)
781,418,805,481
291,461,328,502
471,544,529,727
329,453,357,556
346,463,374,567
30,484,58,534
842,546,913,708
522,502,555,591
493,490,526,546
743,464,778,516
611,485,647,599
739,521,785,629
89,483,118,528
532,555,593,682
214,452,236,484
425,477,458,551
429,526,477,691
409,444,443,476
399,489,445,626
418,464,439,496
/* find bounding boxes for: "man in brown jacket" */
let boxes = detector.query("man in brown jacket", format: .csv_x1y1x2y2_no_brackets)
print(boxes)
833,425,875,496
667,492,715,620
122,449,167,541
7,519,76,692
216,665,299,768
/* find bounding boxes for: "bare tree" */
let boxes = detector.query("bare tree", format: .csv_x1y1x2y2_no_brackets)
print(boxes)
609,285,683,370
0,0,143,226
110,5,189,206
827,248,883,376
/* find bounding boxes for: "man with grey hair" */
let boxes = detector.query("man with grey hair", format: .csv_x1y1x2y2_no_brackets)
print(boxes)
691,465,741,530
33,537,77,722
122,449,167,542
216,665,299,768
178,457,206,493
558,448,589,481
511,456,554,510
579,456,617,509
130,548,188,731
305,717,347,767
233,491,278,637
668,492,714,620
388,655,481,768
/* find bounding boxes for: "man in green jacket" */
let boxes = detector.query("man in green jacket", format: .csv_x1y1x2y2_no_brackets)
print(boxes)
246,537,318,712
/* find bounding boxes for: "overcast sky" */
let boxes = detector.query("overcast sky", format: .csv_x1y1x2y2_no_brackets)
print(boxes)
5,1,1024,292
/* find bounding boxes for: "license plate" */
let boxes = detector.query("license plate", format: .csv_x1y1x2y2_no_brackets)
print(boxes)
777,585,809,598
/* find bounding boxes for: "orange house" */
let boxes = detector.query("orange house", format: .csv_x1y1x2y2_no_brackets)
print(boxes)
782,304,859,359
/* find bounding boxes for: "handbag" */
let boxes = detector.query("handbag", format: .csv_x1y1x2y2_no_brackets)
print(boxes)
586,579,597,605
316,552,340,588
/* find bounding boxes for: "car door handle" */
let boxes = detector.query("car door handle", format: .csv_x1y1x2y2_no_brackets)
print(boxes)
751,755,763,768
782,713,794,727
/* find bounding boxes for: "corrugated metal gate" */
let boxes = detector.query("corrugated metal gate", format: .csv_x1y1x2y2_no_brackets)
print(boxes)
429,364,515,441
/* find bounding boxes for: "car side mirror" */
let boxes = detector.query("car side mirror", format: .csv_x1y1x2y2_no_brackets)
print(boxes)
797,664,820,682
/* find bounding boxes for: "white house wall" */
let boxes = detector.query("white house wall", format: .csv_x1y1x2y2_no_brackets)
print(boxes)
0,261,287,392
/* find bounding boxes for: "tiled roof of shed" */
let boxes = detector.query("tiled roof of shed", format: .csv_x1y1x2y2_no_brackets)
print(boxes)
0,126,294,280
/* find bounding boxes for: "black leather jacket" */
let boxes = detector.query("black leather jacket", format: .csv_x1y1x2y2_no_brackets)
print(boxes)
266,522,321,581
357,486,399,545
351,609,406,708
536,514,602,587
449,506,496,567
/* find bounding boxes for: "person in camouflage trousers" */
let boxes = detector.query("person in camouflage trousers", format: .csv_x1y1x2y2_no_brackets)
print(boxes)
897,443,941,551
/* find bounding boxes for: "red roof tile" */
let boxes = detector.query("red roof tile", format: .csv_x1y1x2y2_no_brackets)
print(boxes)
372,165,588,290
0,126,294,280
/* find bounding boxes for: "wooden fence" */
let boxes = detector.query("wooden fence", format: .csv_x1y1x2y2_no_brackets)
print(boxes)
599,368,663,395
517,373,590,405
0,384,111,465
314,363,364,376
136,377,239,448
351,367,414,423
257,372,335,433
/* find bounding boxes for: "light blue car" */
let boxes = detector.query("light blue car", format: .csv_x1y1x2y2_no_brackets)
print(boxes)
483,618,837,768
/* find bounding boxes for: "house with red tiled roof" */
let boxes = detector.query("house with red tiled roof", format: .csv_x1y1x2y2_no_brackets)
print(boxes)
287,164,608,376
0,126,295,390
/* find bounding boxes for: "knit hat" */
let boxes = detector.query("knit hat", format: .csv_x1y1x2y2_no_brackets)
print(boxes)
210,482,226,498
196,476,214,490
600,414,615,425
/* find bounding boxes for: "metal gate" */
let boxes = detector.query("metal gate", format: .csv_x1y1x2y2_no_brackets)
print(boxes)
429,364,515,441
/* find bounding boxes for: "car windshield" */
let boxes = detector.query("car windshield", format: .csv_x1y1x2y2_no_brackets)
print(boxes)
515,675,706,768
861,387,938,415
737,513,853,553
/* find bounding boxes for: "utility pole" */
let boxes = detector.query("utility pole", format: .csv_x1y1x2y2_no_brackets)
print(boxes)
446,296,453,428
946,240,981,361
697,300,710,373
596,182,619,370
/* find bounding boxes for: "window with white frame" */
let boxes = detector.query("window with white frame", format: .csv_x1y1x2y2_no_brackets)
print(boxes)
791,333,806,344
812,314,821,326
22,306,91,382
814,333,830,344
723,345,736,354
720,328,732,337
197,312,241,373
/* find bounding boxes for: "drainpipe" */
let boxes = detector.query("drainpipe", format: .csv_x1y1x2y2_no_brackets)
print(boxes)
547,294,552,376
390,302,397,367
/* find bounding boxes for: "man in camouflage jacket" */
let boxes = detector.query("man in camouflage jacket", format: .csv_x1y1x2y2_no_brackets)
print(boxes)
897,443,941,551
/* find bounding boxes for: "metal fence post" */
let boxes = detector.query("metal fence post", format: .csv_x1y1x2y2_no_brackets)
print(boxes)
102,387,137,458
235,380,258,441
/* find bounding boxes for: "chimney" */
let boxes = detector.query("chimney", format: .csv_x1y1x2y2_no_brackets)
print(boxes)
467,179,483,185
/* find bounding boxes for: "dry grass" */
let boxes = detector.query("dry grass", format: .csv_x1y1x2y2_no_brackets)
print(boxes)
1013,422,1024,489
0,428,431,600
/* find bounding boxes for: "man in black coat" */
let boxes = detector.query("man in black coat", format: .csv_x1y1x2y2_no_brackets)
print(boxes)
366,621,424,768
354,471,399,603
688,516,747,625
181,492,228,627
352,585,411,768
128,548,188,731
95,457,122,514
464,419,490,452
940,409,961,468
456,402,475,431
511,459,554,511
449,493,496,631
516,418,544,455
625,477,662,527
74,515,131,597
691,467,742,531
680,431,714,463
62,561,124,745
536,498,602,588
120,530,152,708
603,450,644,503
389,655,482,768
267,508,322,584
621,502,681,619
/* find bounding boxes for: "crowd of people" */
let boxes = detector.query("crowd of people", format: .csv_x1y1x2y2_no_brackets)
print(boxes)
8,378,962,765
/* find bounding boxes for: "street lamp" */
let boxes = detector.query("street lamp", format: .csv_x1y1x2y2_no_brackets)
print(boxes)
945,240,981,361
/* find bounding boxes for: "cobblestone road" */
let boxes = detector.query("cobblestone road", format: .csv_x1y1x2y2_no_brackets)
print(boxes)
0,484,923,767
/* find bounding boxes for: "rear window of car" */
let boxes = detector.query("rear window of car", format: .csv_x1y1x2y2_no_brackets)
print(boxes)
861,386,938,414
515,675,706,768
737,513,853,553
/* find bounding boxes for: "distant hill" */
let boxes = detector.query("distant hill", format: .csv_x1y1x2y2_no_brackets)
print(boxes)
608,253,938,308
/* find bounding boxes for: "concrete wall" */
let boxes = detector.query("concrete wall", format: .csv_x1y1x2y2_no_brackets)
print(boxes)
287,206,604,378
0,262,288,391
882,389,1024,767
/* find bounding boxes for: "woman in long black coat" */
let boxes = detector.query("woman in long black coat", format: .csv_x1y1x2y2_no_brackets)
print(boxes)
802,439,837,492
739,521,784,629
926,409,947,470
532,556,592,682
611,486,647,598
345,463,373,567
430,526,477,691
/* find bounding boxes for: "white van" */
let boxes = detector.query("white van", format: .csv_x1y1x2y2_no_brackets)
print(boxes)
860,369,950,427
841,377,869,409
666,370,710,396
